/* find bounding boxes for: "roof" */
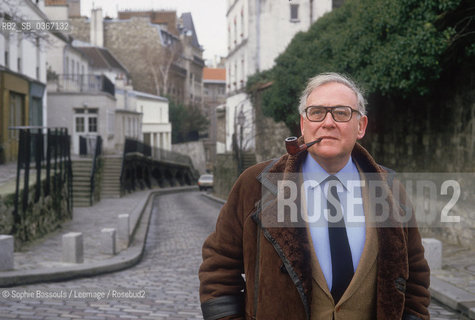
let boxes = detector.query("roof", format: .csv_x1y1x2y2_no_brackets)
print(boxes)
118,10,179,36
132,90,168,102
74,46,129,75
181,12,201,50
203,68,226,81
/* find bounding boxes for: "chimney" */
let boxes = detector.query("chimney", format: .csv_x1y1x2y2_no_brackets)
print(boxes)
68,0,81,18
90,8,104,47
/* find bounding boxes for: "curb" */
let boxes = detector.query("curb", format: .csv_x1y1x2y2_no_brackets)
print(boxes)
430,276,475,319
0,186,197,287
201,192,226,204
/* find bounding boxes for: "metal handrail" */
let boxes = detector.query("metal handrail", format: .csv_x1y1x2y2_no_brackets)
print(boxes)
89,136,102,206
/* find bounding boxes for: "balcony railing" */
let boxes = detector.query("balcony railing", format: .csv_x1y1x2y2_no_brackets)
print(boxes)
48,74,115,96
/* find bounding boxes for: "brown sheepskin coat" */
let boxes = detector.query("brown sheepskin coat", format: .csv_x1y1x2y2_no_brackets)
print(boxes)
199,142,430,320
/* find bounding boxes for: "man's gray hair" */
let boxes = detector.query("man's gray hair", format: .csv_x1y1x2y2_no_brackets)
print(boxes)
298,72,367,116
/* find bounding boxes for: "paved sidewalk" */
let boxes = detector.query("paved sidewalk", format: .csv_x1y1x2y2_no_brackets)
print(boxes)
430,243,475,319
0,186,197,287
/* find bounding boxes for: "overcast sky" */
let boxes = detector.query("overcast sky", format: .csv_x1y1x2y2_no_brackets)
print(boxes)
80,0,227,63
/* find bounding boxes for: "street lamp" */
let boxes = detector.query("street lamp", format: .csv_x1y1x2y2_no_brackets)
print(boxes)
237,110,245,173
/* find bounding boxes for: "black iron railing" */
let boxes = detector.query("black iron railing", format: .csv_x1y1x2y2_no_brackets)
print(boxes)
79,135,101,156
10,126,72,241
90,135,102,206
121,138,193,166
50,74,115,96
119,138,194,192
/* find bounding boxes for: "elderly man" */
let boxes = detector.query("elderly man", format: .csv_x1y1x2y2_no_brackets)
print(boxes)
199,72,430,320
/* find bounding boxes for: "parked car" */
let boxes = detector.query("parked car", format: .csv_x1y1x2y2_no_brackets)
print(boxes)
198,174,213,191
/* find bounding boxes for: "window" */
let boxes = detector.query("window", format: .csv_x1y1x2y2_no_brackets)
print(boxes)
91,116,99,132
290,4,299,21
36,37,40,79
241,8,244,38
8,92,24,139
65,57,69,75
234,16,237,44
17,33,22,72
76,117,85,132
4,33,9,68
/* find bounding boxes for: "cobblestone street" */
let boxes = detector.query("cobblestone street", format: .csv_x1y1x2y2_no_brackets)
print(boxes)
0,191,466,319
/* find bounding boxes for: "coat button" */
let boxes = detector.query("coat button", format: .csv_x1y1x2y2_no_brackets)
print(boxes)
280,264,288,274
335,306,341,312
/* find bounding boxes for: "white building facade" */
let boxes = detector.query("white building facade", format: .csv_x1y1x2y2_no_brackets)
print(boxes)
224,0,334,153
134,91,172,152
0,0,49,163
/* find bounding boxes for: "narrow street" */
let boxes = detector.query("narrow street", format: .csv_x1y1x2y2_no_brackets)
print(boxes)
0,191,464,319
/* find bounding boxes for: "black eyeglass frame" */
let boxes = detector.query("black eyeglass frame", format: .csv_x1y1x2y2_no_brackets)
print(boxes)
304,105,363,122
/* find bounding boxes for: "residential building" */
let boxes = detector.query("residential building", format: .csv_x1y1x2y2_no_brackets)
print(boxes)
47,41,141,155
69,9,205,109
202,67,226,171
224,0,340,153
134,91,171,152
0,0,48,163
180,12,205,108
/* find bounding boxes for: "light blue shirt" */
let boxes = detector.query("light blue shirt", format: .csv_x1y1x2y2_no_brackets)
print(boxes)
302,153,366,291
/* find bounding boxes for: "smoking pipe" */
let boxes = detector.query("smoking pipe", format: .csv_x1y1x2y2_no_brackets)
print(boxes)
285,136,323,156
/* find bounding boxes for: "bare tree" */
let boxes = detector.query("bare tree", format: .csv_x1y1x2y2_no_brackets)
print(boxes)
0,0,54,45
144,37,183,96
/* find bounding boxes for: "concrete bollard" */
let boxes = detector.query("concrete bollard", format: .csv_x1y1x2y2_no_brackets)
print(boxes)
0,235,14,270
62,232,84,263
422,238,442,270
101,228,116,255
118,214,130,250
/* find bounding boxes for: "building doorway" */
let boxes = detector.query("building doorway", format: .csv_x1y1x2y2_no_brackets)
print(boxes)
73,108,98,155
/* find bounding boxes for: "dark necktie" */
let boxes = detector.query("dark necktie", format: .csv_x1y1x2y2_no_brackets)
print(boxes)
326,175,354,304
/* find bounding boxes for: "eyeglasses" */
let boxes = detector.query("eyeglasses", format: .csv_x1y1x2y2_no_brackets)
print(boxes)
304,106,362,122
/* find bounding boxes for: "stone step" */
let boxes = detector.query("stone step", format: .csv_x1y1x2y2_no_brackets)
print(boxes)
101,189,120,193
72,162,93,166
103,160,122,164
101,179,120,183
73,167,92,174
72,201,90,206
72,189,92,194
73,193,91,199
72,179,91,184
102,170,121,174
103,172,121,176
72,185,91,190
101,190,121,194
103,163,122,167
72,180,91,186
71,165,93,170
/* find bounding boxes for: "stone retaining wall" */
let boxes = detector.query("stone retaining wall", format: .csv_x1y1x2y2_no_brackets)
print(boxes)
0,173,71,249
